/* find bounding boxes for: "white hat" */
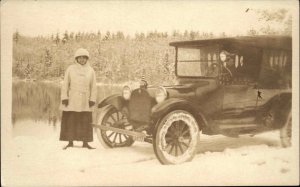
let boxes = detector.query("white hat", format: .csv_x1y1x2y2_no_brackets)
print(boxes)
74,48,90,59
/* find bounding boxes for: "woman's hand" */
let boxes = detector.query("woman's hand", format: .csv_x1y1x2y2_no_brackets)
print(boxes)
62,99,69,107
89,101,95,107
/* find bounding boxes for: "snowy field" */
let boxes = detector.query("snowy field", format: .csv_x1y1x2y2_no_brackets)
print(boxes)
2,120,299,186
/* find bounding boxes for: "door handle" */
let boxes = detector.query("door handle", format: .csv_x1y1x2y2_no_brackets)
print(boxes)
255,90,263,108
257,90,262,99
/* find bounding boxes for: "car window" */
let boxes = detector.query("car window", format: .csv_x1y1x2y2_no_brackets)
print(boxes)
177,46,219,77
259,49,291,89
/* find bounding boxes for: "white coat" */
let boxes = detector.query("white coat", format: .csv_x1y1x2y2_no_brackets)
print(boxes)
60,62,97,112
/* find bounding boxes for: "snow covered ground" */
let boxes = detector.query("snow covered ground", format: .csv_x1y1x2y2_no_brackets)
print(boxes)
2,120,299,186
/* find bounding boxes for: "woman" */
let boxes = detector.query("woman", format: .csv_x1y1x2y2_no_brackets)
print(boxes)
59,48,97,149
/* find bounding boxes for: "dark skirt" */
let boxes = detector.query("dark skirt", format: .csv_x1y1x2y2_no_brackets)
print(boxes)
60,111,93,142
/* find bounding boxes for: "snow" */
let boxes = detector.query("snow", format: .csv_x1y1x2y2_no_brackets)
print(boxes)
2,120,299,186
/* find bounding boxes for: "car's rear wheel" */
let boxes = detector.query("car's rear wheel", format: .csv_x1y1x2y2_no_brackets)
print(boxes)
96,105,134,148
153,110,199,164
280,111,292,148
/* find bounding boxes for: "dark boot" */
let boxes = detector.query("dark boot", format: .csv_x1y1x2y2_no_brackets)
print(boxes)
63,141,73,150
83,142,95,149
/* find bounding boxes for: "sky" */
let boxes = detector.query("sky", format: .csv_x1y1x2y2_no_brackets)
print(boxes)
1,0,296,37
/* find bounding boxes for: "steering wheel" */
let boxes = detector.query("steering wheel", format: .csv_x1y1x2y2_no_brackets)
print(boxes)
210,62,233,84
208,63,220,77
208,62,233,81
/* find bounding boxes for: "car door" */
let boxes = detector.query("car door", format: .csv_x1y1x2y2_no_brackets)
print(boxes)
257,49,292,106
217,47,263,129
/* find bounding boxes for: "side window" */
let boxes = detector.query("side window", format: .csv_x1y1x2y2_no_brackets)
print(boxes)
280,51,288,69
240,56,244,66
279,52,282,68
269,55,273,68
259,49,290,89
283,52,287,67
213,53,217,61
207,53,211,67
235,55,239,68
230,54,247,85
274,55,278,67
268,50,288,69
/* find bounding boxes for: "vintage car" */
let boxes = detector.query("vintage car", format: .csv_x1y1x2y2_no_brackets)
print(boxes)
94,36,292,165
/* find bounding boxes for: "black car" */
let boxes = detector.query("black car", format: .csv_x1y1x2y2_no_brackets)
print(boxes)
94,36,292,164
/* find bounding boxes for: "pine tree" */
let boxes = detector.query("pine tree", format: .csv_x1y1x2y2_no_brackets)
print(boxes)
135,32,140,40
69,32,74,40
112,33,116,40
75,32,80,41
116,31,125,40
97,30,101,40
184,30,189,38
140,32,145,40
190,30,197,40
220,32,227,37
55,33,60,44
163,32,168,38
103,31,111,40
172,30,178,38
63,30,69,41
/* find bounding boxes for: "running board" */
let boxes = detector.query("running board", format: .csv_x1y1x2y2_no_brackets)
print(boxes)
214,117,256,124
217,124,258,130
92,124,148,142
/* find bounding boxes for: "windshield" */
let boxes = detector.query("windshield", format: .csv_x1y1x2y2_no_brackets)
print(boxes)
177,46,219,77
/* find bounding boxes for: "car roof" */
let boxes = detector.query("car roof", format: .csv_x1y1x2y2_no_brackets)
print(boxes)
169,35,292,50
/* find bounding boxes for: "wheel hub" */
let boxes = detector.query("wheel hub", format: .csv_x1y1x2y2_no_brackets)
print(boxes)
178,136,184,143
113,118,127,128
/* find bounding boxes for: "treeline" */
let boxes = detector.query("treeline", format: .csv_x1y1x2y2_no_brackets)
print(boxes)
13,7,291,85
12,30,223,85
13,30,219,44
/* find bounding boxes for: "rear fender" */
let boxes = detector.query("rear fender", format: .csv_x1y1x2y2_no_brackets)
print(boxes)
258,92,291,129
151,98,207,130
97,94,125,111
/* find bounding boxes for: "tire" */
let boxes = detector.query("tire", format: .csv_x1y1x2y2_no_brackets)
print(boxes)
153,110,200,165
95,105,134,148
280,111,292,148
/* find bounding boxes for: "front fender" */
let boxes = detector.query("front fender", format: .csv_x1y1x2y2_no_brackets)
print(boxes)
98,94,125,111
151,98,207,129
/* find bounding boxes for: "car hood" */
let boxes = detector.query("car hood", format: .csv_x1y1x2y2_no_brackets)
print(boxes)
147,79,218,99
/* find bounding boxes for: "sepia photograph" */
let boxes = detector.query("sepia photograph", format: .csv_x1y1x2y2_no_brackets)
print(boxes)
1,0,299,186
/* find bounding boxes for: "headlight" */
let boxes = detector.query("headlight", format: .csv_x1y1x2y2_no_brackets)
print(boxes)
122,86,131,100
155,86,167,103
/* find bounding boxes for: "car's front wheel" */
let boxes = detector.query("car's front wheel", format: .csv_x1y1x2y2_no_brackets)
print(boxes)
95,105,134,148
153,110,199,164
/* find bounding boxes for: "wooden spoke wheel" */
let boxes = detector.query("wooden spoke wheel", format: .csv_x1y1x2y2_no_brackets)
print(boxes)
153,110,199,164
96,105,134,148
